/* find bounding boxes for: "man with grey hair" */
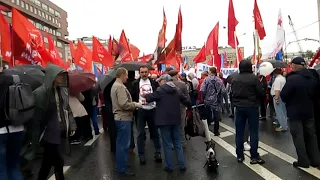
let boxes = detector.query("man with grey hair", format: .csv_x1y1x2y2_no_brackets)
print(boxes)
281,57,320,168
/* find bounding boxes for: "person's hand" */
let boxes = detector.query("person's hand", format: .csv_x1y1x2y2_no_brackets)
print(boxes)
70,131,75,136
134,102,142,108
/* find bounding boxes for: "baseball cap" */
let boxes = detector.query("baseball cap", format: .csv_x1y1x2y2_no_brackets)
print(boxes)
156,74,173,82
291,57,306,66
180,72,187,78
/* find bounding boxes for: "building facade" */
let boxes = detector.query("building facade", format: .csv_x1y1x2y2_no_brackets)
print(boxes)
0,0,69,60
182,46,245,67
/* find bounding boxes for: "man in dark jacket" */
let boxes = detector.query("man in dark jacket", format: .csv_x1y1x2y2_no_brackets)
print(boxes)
144,74,191,172
281,57,320,168
231,60,265,164
131,65,162,164
33,64,76,180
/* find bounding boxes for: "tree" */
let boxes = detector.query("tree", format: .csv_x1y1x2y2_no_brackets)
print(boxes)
305,50,314,59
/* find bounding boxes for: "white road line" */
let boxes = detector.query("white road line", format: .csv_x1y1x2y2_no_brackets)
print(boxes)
48,166,70,180
219,122,320,179
219,131,234,138
210,132,281,180
85,128,104,146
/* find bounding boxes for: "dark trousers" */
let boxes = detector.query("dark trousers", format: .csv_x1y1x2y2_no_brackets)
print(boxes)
204,106,220,134
130,120,135,149
260,99,266,118
38,141,64,180
137,109,161,157
106,103,117,152
290,118,320,165
74,115,93,139
70,116,84,141
101,106,108,131
0,131,24,180
229,94,235,116
235,107,260,160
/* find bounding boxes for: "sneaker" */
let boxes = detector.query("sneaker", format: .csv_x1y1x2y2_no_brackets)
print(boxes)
293,161,309,168
70,140,81,145
164,167,173,173
250,157,265,165
237,157,245,163
244,142,251,151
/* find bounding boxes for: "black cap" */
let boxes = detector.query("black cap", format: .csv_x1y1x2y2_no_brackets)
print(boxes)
291,57,306,66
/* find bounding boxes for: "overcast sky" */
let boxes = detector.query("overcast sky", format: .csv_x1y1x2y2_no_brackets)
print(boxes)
51,0,320,57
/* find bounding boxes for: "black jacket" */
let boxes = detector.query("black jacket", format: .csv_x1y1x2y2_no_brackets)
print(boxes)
231,73,265,108
0,72,13,128
281,69,319,120
131,77,158,102
145,82,191,126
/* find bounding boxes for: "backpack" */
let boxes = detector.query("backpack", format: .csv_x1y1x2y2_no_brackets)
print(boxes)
185,107,205,139
5,75,35,126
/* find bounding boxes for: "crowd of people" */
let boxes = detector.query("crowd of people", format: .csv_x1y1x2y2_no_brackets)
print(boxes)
2,56,320,179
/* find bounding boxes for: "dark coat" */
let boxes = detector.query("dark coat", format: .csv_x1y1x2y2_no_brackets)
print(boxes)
145,82,191,126
281,68,319,120
0,72,13,128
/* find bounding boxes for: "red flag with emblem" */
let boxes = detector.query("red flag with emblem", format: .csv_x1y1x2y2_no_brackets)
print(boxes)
119,30,133,62
253,0,266,40
0,13,12,64
74,40,93,72
12,8,44,66
92,36,114,68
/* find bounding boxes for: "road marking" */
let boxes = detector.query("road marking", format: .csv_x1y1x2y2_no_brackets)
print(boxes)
48,166,70,180
210,132,281,180
219,122,320,179
219,131,233,138
85,128,104,146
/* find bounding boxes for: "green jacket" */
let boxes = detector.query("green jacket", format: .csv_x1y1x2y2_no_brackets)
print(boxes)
27,64,76,158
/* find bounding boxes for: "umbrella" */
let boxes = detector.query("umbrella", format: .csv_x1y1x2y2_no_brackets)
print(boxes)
268,60,288,68
4,65,45,90
68,69,96,95
314,64,320,71
114,62,154,71
97,69,116,91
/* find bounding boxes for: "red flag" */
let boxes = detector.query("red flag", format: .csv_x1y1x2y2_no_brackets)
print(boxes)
228,0,239,49
175,6,183,54
92,36,114,68
138,53,153,63
69,41,77,59
74,41,93,72
119,30,132,62
207,55,213,66
45,32,69,69
157,8,167,48
237,47,243,62
0,13,12,63
193,45,206,63
206,22,220,71
224,51,228,68
129,44,140,60
309,47,320,67
12,8,44,65
107,35,113,53
253,0,266,40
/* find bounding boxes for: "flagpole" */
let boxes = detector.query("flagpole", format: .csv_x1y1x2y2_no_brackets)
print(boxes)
254,30,259,75
234,31,239,68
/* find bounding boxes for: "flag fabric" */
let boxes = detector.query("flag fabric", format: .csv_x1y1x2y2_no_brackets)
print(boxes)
193,45,206,63
45,31,69,70
0,13,12,63
12,8,44,65
237,47,243,62
175,6,183,54
157,7,167,48
69,41,77,59
138,53,153,63
228,0,239,49
253,0,266,40
223,51,228,68
92,36,114,67
270,9,285,58
74,40,93,72
119,30,133,62
275,48,283,60
309,47,320,67
205,22,220,71
93,64,103,80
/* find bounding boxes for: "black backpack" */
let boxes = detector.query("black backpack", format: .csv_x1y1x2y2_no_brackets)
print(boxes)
5,75,35,127
185,107,205,139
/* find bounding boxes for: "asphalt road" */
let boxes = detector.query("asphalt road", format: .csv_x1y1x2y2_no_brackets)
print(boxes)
30,115,320,180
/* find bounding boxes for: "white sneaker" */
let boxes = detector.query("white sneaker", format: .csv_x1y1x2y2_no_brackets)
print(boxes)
244,142,251,151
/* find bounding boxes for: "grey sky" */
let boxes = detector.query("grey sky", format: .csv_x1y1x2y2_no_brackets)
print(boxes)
51,0,320,57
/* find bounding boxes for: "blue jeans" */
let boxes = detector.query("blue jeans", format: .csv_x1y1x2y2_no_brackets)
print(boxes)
235,107,260,160
0,131,24,180
91,106,100,134
137,109,161,157
159,125,185,169
115,120,131,174
273,97,288,130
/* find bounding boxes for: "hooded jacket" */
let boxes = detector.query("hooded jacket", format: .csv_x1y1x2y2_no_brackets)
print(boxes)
231,61,264,108
281,68,319,120
0,72,13,128
32,64,76,152
145,82,191,126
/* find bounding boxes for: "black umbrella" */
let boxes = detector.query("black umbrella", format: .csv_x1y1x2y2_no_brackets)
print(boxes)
96,69,116,91
4,65,45,90
268,60,288,68
114,62,154,71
